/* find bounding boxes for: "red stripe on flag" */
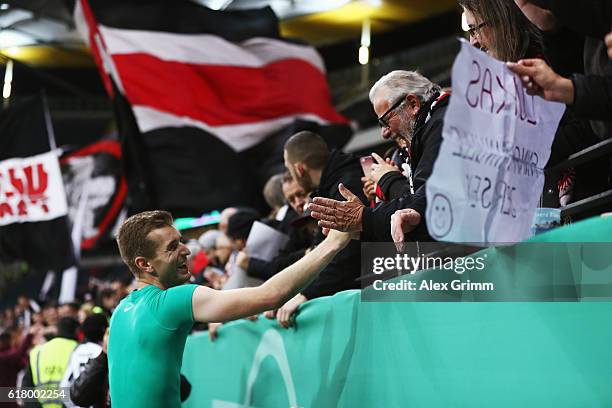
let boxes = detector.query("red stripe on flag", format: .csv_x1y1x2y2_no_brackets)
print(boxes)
112,53,349,127
80,0,114,97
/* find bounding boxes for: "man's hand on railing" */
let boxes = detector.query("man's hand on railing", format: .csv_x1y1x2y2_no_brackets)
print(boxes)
390,209,422,251
277,293,307,329
208,322,222,342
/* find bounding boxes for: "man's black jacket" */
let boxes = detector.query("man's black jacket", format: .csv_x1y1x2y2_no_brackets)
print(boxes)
362,92,449,242
303,149,368,299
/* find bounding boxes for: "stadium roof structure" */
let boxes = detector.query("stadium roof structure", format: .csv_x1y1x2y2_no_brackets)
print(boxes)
0,0,458,66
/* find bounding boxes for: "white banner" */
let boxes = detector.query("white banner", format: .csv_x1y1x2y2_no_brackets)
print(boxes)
426,39,565,244
0,151,68,226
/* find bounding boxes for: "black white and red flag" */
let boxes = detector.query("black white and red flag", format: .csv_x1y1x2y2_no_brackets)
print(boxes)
60,138,127,254
0,96,74,279
74,0,352,216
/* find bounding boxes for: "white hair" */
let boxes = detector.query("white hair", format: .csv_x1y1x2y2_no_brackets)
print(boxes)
369,70,441,105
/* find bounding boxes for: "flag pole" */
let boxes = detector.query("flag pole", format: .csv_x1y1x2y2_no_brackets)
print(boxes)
42,90,79,303
41,90,58,152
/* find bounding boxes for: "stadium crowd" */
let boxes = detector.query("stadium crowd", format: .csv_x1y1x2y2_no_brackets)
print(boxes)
1,0,611,406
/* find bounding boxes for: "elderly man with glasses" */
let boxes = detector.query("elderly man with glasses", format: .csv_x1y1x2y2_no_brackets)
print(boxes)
309,70,450,245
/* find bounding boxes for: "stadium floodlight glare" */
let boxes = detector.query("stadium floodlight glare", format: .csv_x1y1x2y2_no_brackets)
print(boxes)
461,12,469,32
359,45,369,65
359,18,370,65
3,59,13,99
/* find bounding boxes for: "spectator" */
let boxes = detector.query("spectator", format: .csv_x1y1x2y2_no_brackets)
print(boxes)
310,70,448,245
197,230,227,288
61,313,109,407
241,176,316,284
459,0,542,61
225,209,259,252
15,296,40,328
198,230,221,257
276,131,368,327
509,0,612,121
98,288,117,315
264,171,307,234
282,171,308,216
0,326,39,408
23,317,79,407
59,302,80,320
70,328,110,408
78,303,95,324
110,279,131,302
219,209,259,278
218,207,238,234
42,301,59,327
262,173,286,221
223,210,263,290
509,0,612,204
214,234,232,271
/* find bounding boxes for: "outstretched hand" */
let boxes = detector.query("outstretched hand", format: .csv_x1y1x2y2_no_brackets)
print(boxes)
309,183,365,233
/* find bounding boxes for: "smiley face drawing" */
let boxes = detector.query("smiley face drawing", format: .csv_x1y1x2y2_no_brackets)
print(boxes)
428,193,453,238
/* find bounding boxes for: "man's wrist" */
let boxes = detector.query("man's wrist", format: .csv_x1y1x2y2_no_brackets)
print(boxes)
355,206,364,232
554,77,574,105
324,232,350,252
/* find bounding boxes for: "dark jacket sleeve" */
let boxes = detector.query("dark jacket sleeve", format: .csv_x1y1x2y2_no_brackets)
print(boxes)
362,109,444,242
301,239,360,299
246,258,275,281
361,184,430,243
70,351,108,407
570,74,612,120
410,115,444,197
246,249,306,281
548,107,602,166
361,200,401,242
377,172,408,201
302,164,365,299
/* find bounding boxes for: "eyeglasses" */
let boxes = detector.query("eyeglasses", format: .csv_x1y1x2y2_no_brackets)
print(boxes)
467,21,487,38
377,95,406,129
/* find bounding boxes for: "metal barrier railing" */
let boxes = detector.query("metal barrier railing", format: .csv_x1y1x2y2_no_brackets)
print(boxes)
544,139,612,218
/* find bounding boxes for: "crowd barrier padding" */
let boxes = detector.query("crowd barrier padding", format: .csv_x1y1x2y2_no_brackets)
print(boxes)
182,216,612,407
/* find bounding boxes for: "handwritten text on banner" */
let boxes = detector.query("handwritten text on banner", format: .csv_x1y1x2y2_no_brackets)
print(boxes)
426,39,565,244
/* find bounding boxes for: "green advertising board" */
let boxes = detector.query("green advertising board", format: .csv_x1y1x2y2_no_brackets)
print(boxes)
182,216,612,407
